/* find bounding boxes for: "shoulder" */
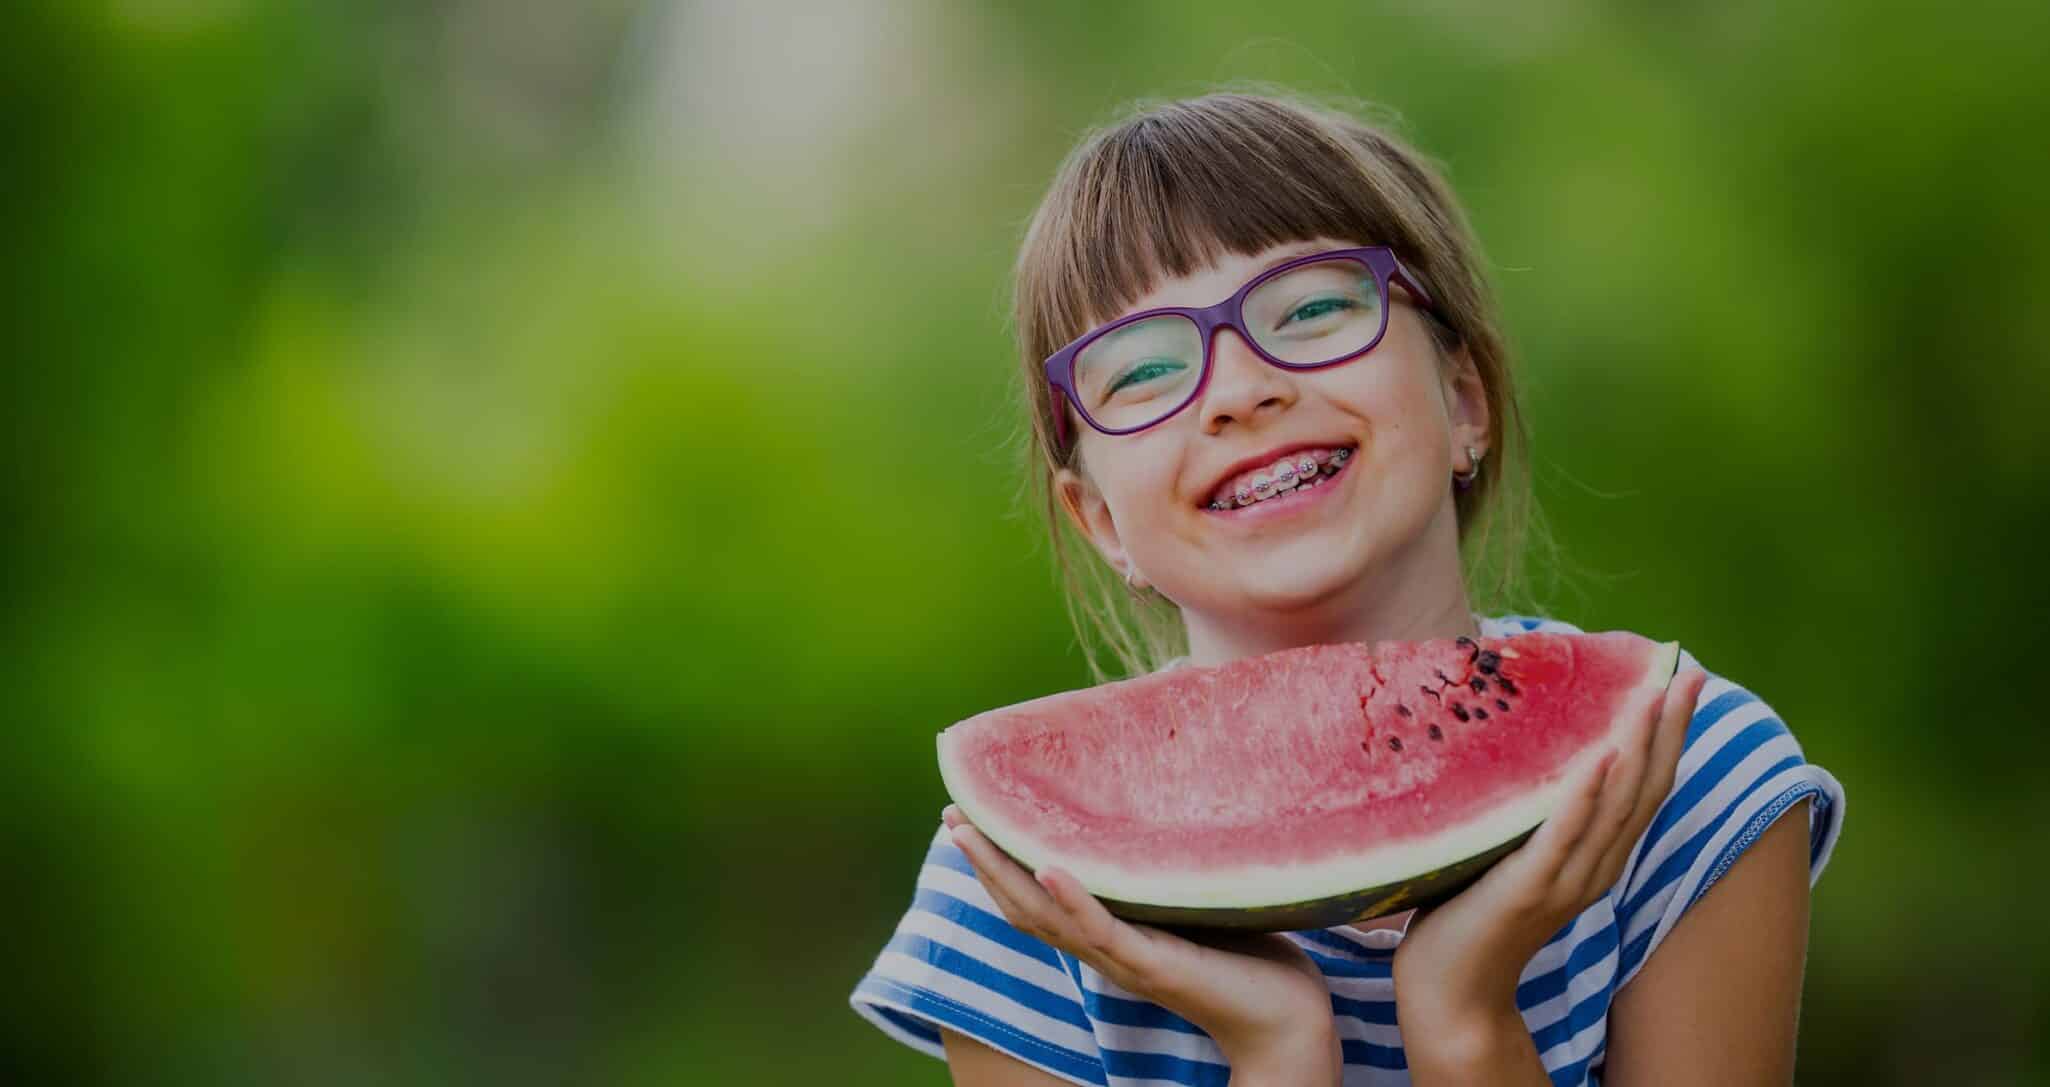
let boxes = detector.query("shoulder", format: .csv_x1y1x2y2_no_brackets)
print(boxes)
849,826,1107,1086
1487,615,1848,986
1601,804,1814,1083
1481,612,1585,637
1618,640,1846,988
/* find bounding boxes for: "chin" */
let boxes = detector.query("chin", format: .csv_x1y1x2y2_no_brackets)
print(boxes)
1221,562,1363,616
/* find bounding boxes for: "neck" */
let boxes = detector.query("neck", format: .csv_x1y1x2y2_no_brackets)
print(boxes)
1178,498,1482,667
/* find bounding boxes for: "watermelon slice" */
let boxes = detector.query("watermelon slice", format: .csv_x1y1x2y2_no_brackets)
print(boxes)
937,631,1679,931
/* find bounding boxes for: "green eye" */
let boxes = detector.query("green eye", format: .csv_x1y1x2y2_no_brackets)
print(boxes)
1109,358,1187,394
1283,297,1356,325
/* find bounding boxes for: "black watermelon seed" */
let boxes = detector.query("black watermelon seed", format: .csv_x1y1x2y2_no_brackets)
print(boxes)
1361,740,1370,752
1476,650,1501,674
1495,698,1510,712
1451,704,1470,722
1388,736,1403,752
1497,677,1518,696
1469,677,1487,694
1473,708,1489,720
1428,724,1444,741
1455,635,1476,650
1420,686,1440,701
1396,704,1413,718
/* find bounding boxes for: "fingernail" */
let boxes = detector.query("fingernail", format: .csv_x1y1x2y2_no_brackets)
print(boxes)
941,804,960,827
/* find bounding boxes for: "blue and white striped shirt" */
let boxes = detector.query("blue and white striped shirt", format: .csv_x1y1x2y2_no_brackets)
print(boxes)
850,615,1847,1086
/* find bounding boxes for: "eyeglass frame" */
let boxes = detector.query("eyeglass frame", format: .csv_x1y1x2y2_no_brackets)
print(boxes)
1041,246,1439,450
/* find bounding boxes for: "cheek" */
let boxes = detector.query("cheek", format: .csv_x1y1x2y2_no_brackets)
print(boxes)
1343,367,1455,505
1354,363,1446,448
1090,445,1183,526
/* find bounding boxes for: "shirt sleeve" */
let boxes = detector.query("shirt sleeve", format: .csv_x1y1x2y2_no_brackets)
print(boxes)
850,824,1109,1087
1611,648,1847,990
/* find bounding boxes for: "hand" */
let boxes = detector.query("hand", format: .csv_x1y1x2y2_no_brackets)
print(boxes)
1391,667,1710,1035
941,805,1341,1081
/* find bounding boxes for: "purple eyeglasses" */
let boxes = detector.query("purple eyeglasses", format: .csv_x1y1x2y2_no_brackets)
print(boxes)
1043,246,1437,449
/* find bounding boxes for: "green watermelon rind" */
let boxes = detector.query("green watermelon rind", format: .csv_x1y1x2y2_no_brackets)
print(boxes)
1101,827,1534,931
938,637,1680,933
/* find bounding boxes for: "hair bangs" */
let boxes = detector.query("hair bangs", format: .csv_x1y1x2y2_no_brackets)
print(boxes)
1021,102,1405,364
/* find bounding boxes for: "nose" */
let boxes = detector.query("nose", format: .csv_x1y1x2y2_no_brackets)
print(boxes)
1198,328,1296,434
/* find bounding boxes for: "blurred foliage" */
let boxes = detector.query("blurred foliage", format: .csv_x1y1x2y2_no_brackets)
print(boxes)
6,0,2048,1084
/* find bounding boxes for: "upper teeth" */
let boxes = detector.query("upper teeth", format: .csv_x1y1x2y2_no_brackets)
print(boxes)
1209,448,1351,510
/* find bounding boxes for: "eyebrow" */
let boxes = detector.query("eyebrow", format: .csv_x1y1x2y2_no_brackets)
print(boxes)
1097,242,1342,328
1254,242,1330,274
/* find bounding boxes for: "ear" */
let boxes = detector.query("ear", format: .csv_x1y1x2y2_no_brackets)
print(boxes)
1054,464,1139,583
1439,343,1492,463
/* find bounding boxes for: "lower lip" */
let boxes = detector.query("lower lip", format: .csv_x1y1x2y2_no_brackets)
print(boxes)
1201,452,1355,522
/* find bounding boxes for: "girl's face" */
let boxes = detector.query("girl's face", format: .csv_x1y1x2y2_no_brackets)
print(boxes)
1054,237,1491,648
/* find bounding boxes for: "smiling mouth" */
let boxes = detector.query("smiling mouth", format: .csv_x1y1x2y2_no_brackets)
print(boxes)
1204,446,1355,511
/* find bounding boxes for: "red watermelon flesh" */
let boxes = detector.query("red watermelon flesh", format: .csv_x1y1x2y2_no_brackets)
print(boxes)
937,631,1678,930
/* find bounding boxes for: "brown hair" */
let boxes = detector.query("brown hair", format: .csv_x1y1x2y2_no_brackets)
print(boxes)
1011,90,1547,682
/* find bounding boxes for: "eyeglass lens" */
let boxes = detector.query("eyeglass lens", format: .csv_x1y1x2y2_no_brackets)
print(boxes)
1071,256,1386,432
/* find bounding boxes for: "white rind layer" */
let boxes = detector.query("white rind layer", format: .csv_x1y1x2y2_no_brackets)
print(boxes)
938,641,1680,910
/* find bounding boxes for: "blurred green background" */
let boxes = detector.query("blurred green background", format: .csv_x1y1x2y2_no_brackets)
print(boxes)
8,1,2048,1083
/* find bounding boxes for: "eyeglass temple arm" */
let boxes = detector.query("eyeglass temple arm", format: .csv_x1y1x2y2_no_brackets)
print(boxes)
1391,266,1437,313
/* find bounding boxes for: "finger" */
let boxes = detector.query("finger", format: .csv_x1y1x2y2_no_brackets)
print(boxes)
950,828,1036,930
941,804,963,829
1558,687,1663,891
1035,866,1165,987
1465,751,1611,918
1631,669,1703,812
1652,668,1706,784
1592,667,1707,886
949,824,1069,943
1634,668,1700,814
955,833,1170,993
1510,749,1616,884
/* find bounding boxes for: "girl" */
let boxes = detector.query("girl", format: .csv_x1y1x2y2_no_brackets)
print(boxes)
850,92,1844,1086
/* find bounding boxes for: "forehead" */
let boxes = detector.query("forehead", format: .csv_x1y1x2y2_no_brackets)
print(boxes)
1112,236,1358,321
